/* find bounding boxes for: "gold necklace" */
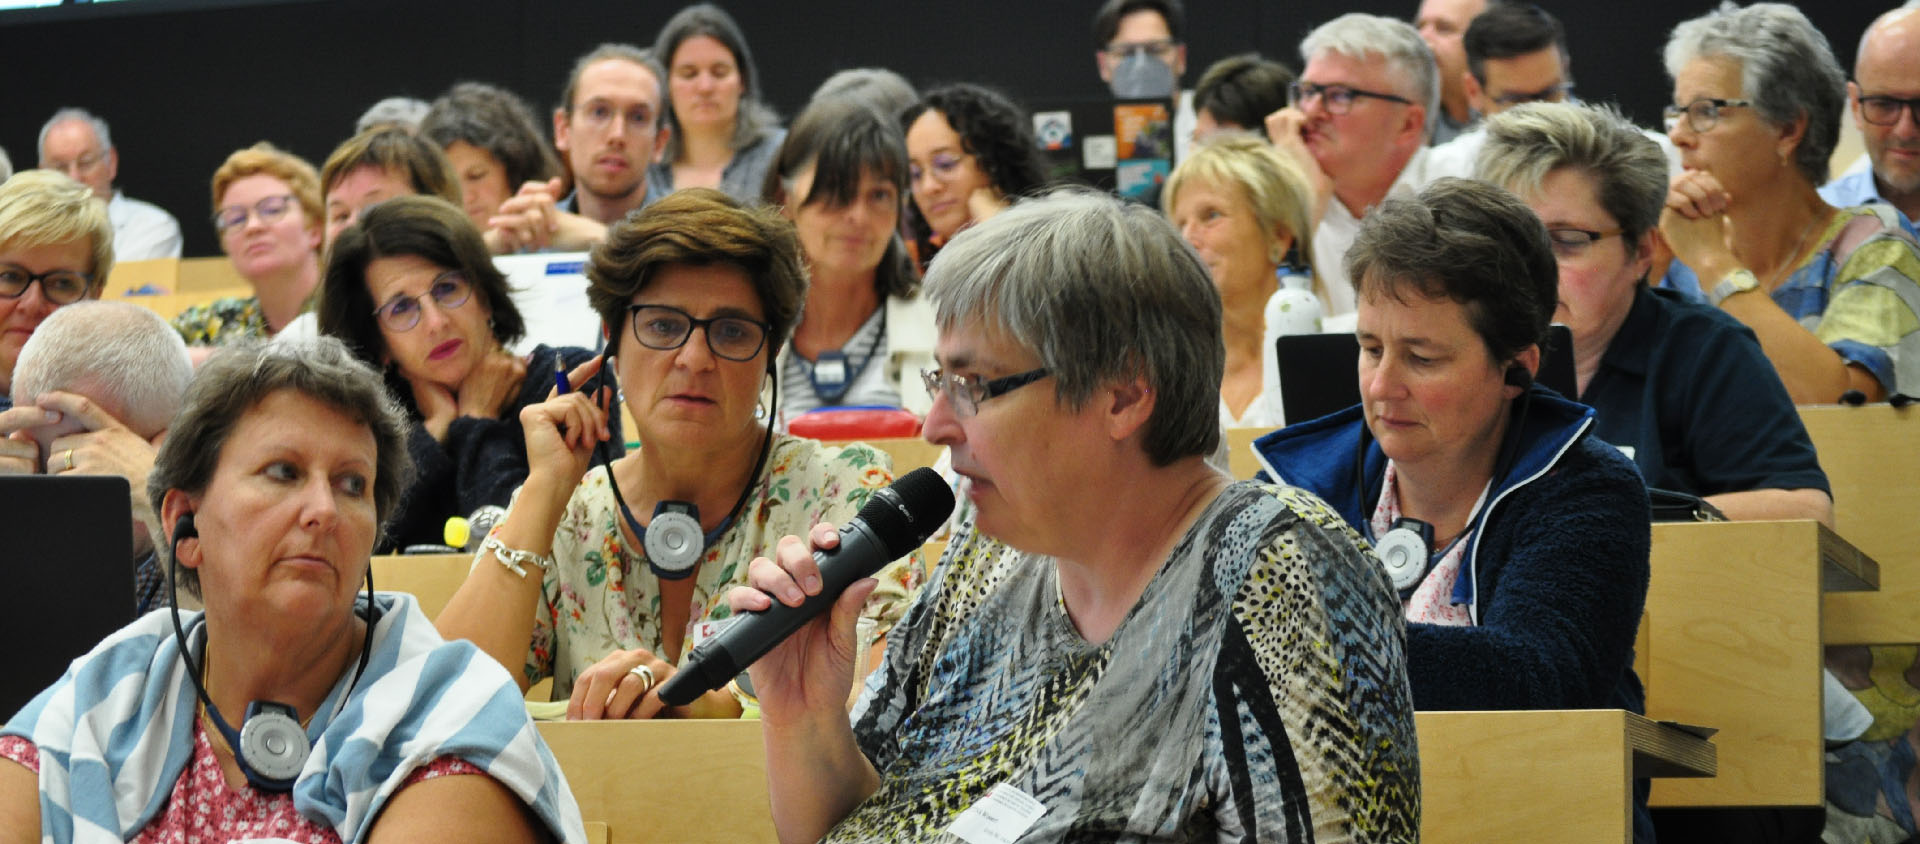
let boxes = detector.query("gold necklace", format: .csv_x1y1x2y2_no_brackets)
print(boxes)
1763,208,1830,292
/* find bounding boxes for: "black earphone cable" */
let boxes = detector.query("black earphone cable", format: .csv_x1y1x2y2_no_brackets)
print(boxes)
602,360,778,572
167,512,379,755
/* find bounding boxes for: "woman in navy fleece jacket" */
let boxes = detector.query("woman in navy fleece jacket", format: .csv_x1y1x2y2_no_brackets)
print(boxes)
1254,178,1651,714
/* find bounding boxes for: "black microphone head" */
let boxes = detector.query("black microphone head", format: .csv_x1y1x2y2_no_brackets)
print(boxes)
1840,389,1868,406
856,467,956,558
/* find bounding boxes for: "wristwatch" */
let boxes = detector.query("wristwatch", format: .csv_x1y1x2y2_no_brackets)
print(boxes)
1708,269,1760,307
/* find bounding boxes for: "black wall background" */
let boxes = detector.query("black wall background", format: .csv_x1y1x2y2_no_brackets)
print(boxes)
1,0,1884,258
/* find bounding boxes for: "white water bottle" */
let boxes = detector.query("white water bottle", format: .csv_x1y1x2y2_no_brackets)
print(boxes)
1266,267,1322,337
1260,267,1322,426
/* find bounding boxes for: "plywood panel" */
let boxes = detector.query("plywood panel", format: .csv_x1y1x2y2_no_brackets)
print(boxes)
1801,405,1920,644
1644,520,1825,806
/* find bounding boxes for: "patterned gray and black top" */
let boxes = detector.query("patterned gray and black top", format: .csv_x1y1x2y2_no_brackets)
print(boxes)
834,481,1421,842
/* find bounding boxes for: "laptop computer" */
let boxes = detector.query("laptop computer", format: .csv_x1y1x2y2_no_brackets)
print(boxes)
0,475,137,718
1276,324,1578,424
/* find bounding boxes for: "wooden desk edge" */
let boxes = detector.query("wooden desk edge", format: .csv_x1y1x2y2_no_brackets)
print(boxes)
1414,709,1715,780
1626,714,1716,779
1816,522,1881,593
1652,519,1877,593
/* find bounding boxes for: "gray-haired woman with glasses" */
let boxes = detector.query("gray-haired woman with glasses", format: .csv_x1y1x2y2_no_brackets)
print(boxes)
731,190,1418,842
1656,2,1920,405
435,188,923,721
316,195,620,552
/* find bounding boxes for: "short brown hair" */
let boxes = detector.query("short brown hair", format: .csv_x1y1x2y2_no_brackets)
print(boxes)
587,188,806,361
318,127,460,207
211,142,323,232
1348,178,1557,363
316,195,525,370
421,82,563,192
148,336,413,597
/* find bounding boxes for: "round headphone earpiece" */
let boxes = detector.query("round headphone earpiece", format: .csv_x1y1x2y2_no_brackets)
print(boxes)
642,502,708,577
174,512,197,541
1375,517,1434,592
235,702,310,788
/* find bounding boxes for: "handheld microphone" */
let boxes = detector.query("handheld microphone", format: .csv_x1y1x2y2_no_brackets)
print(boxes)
655,467,954,706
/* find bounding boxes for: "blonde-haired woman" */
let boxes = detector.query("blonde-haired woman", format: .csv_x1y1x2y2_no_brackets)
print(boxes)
1164,131,1319,427
175,143,324,346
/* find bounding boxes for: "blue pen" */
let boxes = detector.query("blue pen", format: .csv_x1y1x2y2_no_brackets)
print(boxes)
553,355,571,395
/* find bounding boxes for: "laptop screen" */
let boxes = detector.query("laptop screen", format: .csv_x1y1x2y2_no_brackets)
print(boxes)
0,475,136,718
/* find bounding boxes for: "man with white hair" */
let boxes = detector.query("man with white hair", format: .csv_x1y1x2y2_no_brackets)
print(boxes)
1266,13,1441,319
0,301,195,612
37,108,182,261
1821,2,1920,226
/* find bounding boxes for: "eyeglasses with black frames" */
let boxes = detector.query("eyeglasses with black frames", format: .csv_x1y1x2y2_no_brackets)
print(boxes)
0,264,93,306
1287,81,1414,115
1545,227,1624,260
627,304,771,362
1857,94,1920,127
919,367,1051,417
1102,39,1180,62
1663,98,1752,134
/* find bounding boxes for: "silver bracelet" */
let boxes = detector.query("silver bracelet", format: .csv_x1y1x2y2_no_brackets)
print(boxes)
481,534,553,579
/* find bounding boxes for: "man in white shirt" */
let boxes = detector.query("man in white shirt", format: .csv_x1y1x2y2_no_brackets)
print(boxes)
1820,3,1920,225
1266,13,1438,319
37,109,182,262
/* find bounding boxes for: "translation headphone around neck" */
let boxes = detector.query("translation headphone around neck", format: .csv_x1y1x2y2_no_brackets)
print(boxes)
166,510,377,792
1359,363,1534,595
601,318,780,581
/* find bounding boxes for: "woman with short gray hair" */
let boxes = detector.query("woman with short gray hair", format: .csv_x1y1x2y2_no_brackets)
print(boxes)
731,189,1420,841
1657,1,1920,404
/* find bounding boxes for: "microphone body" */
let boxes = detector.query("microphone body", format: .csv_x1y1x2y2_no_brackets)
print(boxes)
656,468,952,706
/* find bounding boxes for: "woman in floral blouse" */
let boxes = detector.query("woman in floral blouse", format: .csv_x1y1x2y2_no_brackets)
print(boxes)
437,188,921,718
173,143,323,346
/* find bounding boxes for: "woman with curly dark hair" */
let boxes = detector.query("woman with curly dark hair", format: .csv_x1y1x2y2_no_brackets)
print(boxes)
900,84,1049,269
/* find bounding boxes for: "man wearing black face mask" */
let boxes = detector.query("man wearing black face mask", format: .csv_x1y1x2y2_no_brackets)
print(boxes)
1092,0,1196,162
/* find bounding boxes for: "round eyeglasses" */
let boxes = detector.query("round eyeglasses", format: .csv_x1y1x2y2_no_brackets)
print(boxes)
0,264,93,306
372,271,472,333
627,304,771,362
213,194,298,234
